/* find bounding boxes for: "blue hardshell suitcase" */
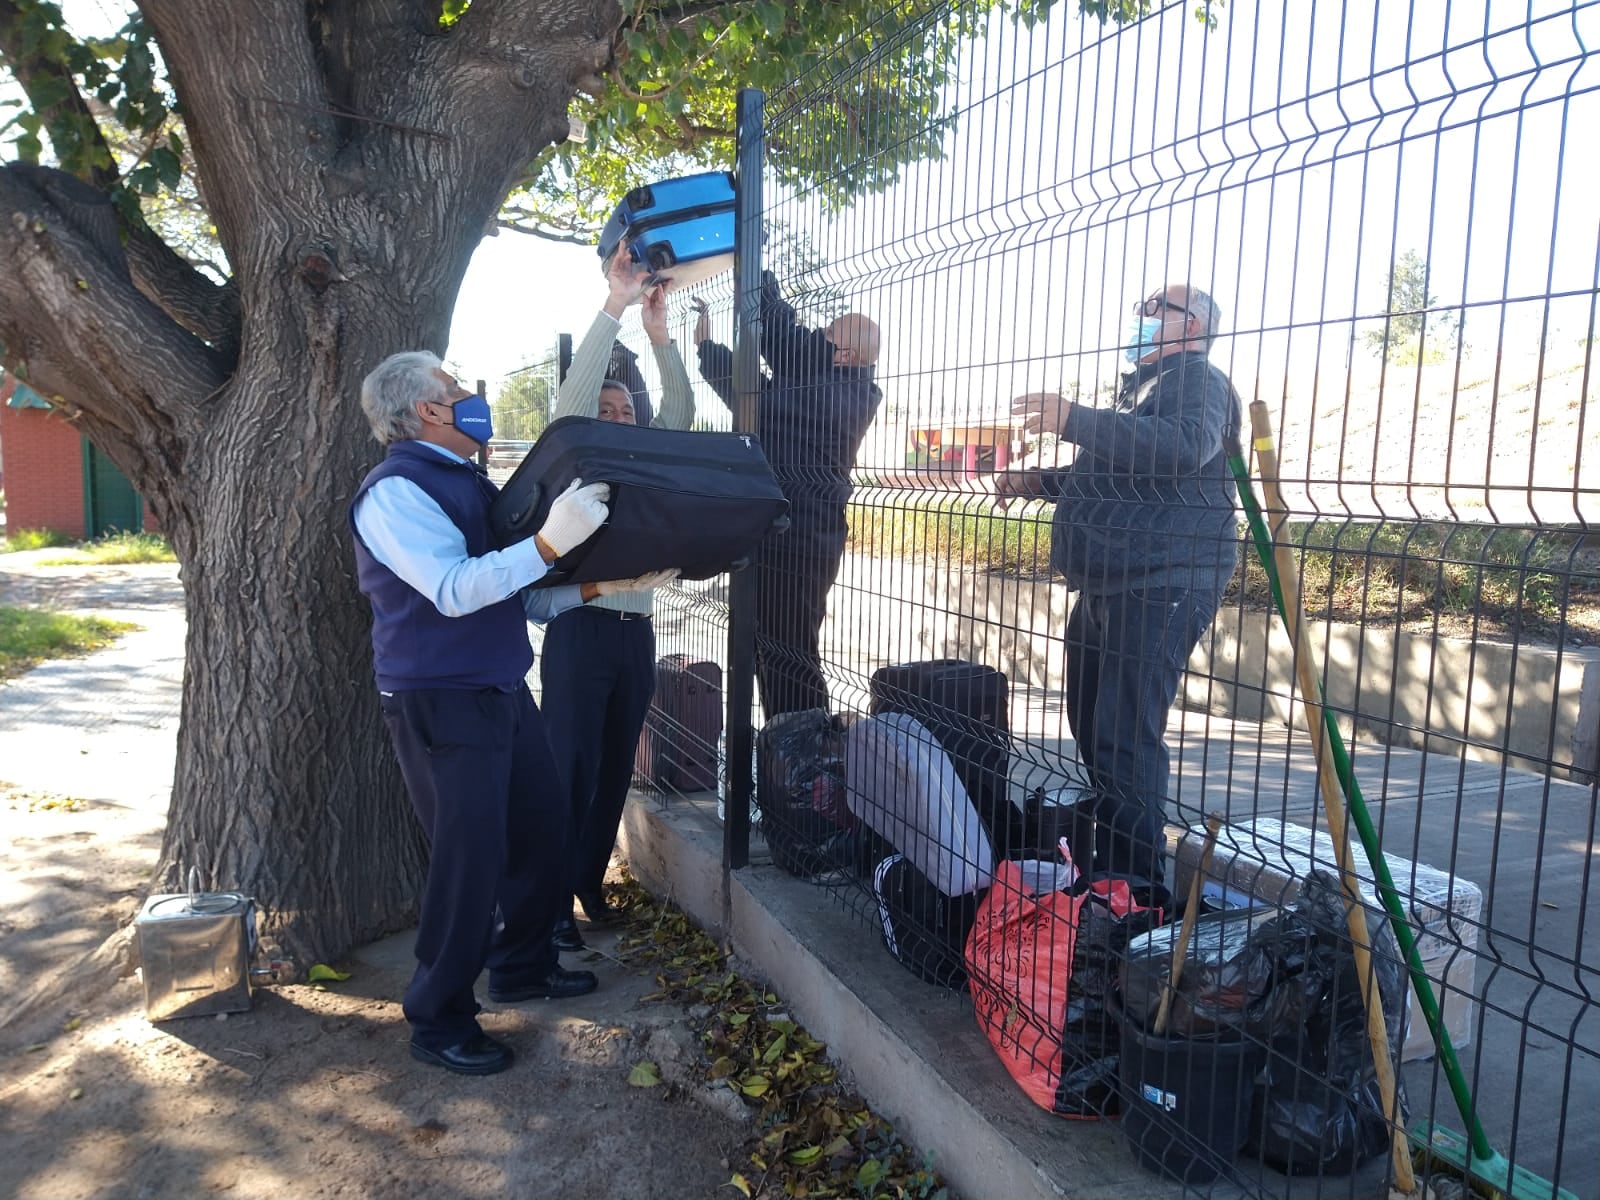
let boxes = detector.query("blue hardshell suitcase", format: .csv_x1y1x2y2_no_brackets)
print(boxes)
490,415,789,585
597,171,736,290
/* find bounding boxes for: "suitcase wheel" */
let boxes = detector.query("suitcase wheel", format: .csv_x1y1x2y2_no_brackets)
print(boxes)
646,243,678,271
728,555,751,573
625,184,655,211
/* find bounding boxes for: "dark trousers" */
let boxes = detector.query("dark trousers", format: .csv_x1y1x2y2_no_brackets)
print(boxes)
1064,587,1220,885
379,684,568,1051
539,607,657,902
755,505,848,717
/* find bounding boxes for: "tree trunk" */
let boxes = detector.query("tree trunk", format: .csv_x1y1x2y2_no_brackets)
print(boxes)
158,348,430,968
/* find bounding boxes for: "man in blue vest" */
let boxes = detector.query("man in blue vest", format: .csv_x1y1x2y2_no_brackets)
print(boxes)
350,351,665,1075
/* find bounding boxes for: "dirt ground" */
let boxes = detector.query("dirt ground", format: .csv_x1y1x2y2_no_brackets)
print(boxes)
0,783,755,1200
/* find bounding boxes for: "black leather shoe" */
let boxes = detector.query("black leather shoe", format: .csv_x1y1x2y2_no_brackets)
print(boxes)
409,1033,514,1076
552,916,586,952
488,966,599,1004
576,889,624,927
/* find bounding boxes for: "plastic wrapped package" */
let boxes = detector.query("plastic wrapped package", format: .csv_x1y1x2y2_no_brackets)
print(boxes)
1172,816,1481,1062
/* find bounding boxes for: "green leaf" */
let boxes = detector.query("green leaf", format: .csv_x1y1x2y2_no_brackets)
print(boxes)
739,1074,770,1098
756,1,786,36
725,1174,752,1196
149,146,182,190
627,1060,662,1087
856,1159,885,1191
762,1032,787,1064
306,963,351,983
785,1144,822,1165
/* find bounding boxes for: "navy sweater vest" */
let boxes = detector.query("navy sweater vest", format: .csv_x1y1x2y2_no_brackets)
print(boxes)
350,441,531,691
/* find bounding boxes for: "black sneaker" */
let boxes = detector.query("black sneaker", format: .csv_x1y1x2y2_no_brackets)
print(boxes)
552,916,586,952
409,1032,514,1075
488,966,599,1003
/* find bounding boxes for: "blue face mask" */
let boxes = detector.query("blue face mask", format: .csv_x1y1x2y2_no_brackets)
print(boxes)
1124,316,1164,364
444,393,494,444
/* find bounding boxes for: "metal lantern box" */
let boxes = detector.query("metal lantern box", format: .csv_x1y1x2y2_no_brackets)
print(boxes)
135,876,258,1022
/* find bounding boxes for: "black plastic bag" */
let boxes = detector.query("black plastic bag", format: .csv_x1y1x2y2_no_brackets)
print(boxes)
1243,870,1409,1176
1055,998,1121,1117
1120,906,1282,1037
756,709,858,878
1054,874,1171,1117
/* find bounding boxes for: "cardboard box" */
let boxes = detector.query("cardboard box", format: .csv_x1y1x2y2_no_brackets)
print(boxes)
1172,817,1480,1063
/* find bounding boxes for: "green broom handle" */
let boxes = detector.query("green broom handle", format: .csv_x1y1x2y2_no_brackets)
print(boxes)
1224,432,1492,1160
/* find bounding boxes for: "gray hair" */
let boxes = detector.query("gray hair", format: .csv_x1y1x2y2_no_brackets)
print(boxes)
1184,287,1222,349
360,351,446,444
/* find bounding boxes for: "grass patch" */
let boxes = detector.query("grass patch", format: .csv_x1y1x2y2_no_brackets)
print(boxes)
0,528,74,553
0,606,137,680
37,531,176,566
847,496,1053,576
846,497,1600,641
1234,520,1600,640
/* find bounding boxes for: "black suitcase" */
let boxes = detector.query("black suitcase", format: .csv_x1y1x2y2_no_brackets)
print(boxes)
490,416,789,584
597,171,736,291
635,656,722,793
867,660,1018,855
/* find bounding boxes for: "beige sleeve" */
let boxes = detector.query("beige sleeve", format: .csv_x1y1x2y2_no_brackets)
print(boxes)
651,341,696,431
552,310,622,420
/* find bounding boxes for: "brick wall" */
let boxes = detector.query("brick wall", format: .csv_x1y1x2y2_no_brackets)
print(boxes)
0,403,87,538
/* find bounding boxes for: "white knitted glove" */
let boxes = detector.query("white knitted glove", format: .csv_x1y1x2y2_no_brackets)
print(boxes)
537,479,611,557
593,568,681,597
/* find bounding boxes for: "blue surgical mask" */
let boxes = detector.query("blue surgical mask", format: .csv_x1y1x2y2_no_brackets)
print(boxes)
444,393,494,444
1124,316,1164,363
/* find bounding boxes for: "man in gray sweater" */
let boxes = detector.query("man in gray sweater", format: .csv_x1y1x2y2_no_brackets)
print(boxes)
1009,284,1241,885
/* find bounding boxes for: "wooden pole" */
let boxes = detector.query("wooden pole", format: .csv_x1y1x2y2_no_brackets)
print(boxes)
1247,400,1415,1194
1152,814,1223,1037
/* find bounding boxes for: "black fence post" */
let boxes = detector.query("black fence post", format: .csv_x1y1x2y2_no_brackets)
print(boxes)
724,87,765,871
557,333,573,384
475,376,488,468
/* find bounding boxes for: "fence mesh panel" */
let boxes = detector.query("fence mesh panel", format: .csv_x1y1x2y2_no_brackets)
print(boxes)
525,3,1598,1195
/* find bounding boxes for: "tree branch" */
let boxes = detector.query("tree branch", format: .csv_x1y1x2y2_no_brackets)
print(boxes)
134,0,341,268
0,1,242,357
0,164,227,440
493,218,593,245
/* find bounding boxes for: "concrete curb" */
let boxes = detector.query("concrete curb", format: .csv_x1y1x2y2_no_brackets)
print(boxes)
621,797,1176,1200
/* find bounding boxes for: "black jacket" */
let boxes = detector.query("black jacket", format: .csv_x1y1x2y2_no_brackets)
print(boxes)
1049,352,1241,597
697,274,880,511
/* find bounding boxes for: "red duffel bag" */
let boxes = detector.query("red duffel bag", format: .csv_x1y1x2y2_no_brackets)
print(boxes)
966,858,1149,1113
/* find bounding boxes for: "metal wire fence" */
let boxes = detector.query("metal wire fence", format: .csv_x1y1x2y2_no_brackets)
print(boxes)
516,3,1597,1196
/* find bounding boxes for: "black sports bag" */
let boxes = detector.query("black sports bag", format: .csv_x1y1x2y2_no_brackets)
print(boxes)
490,416,789,586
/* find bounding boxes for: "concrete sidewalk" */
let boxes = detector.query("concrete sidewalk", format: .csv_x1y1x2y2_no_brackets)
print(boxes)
0,555,184,815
